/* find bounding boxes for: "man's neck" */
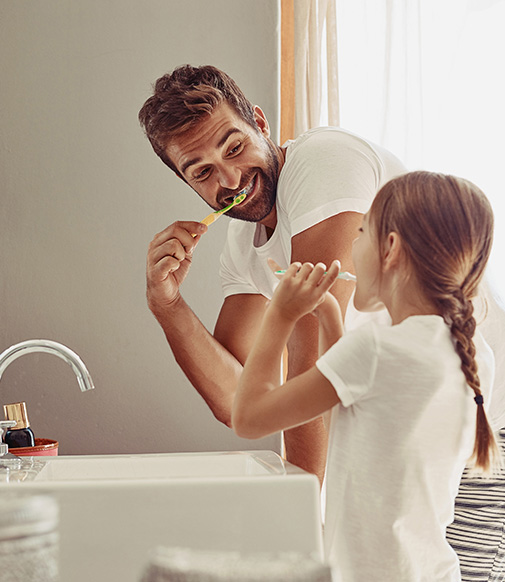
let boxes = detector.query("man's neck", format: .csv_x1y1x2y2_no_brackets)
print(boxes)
264,226,275,240
258,145,286,236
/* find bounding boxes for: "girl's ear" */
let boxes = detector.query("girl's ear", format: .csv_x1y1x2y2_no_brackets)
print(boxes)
382,232,403,272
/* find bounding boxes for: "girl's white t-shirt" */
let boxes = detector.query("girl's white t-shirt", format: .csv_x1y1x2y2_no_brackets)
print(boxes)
316,315,494,582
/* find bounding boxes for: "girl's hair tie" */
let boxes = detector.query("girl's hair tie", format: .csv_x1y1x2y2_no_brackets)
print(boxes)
474,394,484,405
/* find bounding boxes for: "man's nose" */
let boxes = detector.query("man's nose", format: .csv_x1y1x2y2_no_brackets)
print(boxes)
217,164,241,191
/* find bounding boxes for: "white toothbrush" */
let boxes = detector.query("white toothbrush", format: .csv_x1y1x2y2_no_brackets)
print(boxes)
274,269,356,282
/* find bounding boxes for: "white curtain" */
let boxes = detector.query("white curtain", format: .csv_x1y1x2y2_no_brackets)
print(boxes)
292,0,505,291
293,0,340,137
334,0,505,294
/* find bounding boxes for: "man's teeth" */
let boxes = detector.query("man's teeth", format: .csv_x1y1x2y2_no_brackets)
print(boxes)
238,176,255,196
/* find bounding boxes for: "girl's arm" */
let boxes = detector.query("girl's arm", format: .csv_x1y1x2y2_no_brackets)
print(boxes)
313,291,345,432
232,261,342,439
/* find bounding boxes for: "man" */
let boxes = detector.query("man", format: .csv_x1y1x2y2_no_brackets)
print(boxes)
138,64,405,484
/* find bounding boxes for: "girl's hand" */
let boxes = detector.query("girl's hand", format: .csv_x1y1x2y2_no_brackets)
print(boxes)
268,259,342,322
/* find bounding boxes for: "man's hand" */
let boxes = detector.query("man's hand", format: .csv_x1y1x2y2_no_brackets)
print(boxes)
146,220,207,315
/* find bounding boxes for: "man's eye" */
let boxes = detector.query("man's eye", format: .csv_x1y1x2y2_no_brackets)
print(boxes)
228,143,242,156
194,168,210,181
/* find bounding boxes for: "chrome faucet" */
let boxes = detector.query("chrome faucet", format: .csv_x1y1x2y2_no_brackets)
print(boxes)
0,340,95,392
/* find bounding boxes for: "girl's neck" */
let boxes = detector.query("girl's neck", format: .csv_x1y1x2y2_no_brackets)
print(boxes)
389,302,441,325
384,272,441,325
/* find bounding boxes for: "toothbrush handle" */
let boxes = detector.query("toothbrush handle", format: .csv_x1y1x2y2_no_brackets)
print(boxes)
197,193,247,230
337,272,357,282
191,211,221,237
200,213,221,226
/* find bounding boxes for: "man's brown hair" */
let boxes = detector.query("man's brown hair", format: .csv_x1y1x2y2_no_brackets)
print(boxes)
138,65,257,176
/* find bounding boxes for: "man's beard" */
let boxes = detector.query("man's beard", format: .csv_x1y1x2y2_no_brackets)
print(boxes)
219,140,280,223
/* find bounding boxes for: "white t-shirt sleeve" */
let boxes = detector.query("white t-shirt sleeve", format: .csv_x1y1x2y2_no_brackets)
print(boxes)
316,323,379,407
278,129,391,237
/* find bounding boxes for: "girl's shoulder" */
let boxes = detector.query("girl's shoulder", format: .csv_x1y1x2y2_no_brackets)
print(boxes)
355,314,447,341
372,315,456,363
333,315,451,364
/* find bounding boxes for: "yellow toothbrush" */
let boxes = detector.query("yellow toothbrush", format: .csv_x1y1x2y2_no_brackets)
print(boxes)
193,192,247,236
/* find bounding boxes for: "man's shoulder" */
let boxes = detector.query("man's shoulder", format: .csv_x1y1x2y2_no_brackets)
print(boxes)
280,126,406,200
286,126,368,153
282,126,391,176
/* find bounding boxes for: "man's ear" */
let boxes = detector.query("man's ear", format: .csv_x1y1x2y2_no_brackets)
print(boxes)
382,232,403,272
253,105,270,137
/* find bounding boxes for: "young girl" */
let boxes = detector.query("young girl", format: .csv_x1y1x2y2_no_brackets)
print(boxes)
232,171,499,581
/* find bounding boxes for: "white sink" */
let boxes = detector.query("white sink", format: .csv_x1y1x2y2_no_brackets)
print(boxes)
31,450,278,481
1,451,323,582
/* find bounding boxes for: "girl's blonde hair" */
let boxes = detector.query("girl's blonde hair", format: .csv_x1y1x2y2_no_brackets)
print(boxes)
370,171,498,473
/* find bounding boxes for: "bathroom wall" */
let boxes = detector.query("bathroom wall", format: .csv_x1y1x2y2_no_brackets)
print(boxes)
0,0,282,455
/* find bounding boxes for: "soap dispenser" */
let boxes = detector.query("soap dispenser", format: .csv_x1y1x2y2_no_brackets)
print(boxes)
3,402,35,448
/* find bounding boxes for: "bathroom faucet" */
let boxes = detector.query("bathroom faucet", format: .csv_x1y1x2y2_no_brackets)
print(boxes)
0,340,95,392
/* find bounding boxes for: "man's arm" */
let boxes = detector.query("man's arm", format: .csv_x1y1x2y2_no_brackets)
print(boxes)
147,219,268,426
157,293,268,426
282,211,363,484
147,213,361,483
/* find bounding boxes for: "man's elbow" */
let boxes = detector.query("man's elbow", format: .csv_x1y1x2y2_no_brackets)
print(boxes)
212,408,233,429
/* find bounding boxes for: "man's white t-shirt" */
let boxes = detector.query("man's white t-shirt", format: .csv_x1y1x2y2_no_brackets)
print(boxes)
219,126,406,330
316,315,494,582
